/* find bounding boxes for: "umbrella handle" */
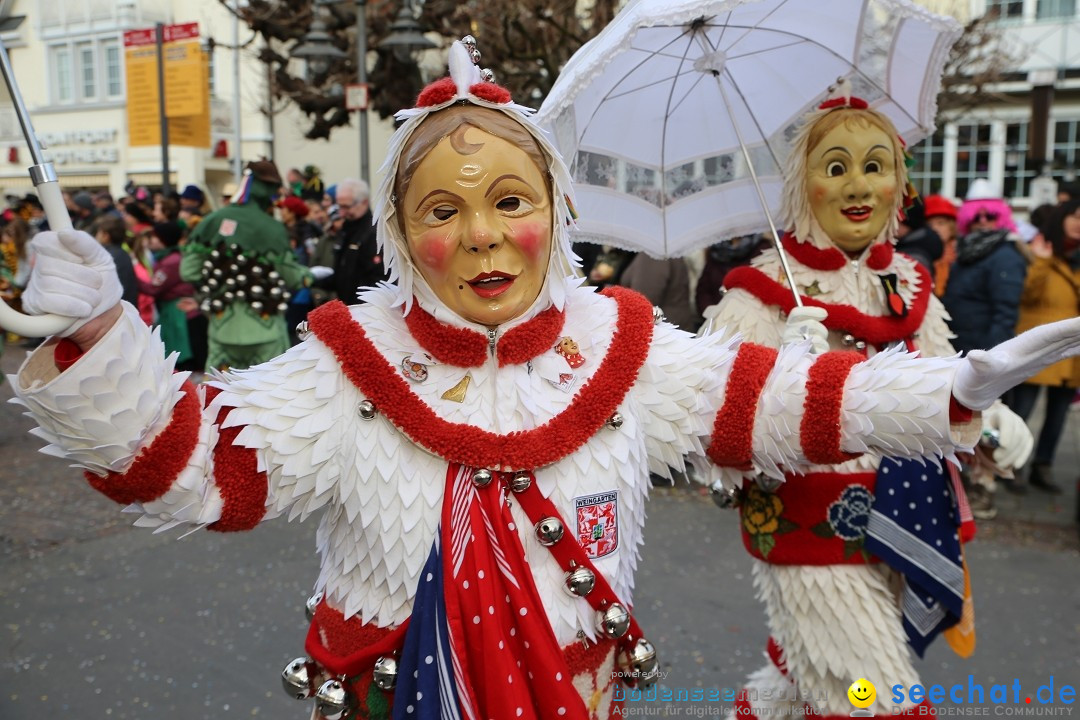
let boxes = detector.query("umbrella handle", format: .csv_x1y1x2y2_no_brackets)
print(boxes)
0,36,78,338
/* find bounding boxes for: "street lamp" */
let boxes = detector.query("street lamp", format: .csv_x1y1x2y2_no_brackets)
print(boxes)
292,0,434,186
291,1,347,80
378,2,436,63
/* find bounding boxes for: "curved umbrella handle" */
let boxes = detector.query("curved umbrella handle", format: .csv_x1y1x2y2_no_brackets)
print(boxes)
0,36,77,337
0,179,77,337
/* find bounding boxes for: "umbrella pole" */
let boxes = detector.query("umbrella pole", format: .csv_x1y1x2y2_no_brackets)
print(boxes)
714,76,803,309
0,37,76,337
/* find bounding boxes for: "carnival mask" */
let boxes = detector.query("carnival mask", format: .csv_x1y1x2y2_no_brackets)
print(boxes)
403,126,553,327
806,121,898,253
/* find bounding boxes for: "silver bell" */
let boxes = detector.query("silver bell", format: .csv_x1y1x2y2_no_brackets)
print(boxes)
296,320,312,341
535,517,564,546
618,637,659,688
236,273,248,285
596,602,631,638
470,47,482,64
854,340,866,351
472,468,493,487
508,471,531,493
305,590,324,622
461,34,476,47
480,68,495,83
251,301,264,313
755,475,783,493
358,400,377,420
372,655,399,691
709,481,742,509
564,566,596,597
210,249,220,259
315,678,356,720
281,657,315,699
841,333,856,346
652,306,666,325
606,413,624,430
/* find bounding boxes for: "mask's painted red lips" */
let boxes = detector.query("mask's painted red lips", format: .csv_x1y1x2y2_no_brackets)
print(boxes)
842,206,873,222
467,270,517,299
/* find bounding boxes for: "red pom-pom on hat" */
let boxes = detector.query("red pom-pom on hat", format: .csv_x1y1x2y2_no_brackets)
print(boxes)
469,82,512,104
416,77,459,107
818,96,869,110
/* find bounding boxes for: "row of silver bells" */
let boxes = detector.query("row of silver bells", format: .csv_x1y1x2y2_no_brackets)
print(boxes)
280,658,355,720
281,654,399,719
617,637,660,688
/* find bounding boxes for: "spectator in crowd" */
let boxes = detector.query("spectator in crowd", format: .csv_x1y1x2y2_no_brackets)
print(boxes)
179,185,206,215
924,194,958,296
0,217,32,343
153,195,180,223
940,180,1029,517
138,220,198,370
895,198,944,275
68,191,97,231
332,178,385,304
92,215,139,310
93,191,123,220
942,179,1027,354
694,235,767,315
619,254,698,330
1005,200,1080,494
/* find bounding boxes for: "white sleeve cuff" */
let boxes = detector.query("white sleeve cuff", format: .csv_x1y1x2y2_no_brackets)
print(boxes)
11,302,187,475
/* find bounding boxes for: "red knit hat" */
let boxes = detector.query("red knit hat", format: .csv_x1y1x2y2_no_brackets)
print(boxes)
923,194,957,219
277,195,309,218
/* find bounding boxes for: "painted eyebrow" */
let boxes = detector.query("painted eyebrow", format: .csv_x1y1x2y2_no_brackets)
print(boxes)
869,145,890,155
484,174,531,198
414,189,464,212
824,147,852,157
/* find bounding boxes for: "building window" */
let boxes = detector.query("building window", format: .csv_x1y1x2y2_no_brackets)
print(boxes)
953,122,993,201
104,41,122,98
78,42,96,101
1051,119,1080,185
48,37,123,105
986,0,1024,19
52,46,74,103
1004,122,1037,199
909,129,946,197
1036,0,1076,19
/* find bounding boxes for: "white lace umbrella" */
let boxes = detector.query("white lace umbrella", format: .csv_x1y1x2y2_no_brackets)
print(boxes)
537,0,961,271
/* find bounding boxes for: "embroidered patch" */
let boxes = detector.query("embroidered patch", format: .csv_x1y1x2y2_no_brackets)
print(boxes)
401,353,432,383
219,219,238,237
575,491,619,559
554,336,586,369
549,372,578,393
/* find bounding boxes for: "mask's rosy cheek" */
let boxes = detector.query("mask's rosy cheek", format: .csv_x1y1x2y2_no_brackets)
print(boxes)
511,222,550,263
413,231,453,275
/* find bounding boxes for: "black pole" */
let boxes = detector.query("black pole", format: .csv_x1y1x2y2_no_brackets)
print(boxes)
156,22,172,196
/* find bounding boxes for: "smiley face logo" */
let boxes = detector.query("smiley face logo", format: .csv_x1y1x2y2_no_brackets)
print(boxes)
847,678,877,710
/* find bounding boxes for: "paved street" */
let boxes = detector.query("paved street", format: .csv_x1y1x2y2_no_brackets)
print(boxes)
1,346,1078,719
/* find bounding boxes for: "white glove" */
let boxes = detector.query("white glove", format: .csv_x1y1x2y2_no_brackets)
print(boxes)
781,305,829,354
954,316,1080,410
982,401,1033,470
21,229,122,337
309,265,334,281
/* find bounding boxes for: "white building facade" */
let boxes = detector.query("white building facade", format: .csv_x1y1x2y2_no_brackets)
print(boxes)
909,0,1080,206
0,0,398,205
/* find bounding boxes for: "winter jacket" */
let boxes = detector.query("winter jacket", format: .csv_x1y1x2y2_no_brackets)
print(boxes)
1015,254,1080,387
942,230,1027,353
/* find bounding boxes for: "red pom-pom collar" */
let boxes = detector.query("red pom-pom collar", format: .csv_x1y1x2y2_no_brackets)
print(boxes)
403,300,566,368
308,288,654,470
780,233,894,271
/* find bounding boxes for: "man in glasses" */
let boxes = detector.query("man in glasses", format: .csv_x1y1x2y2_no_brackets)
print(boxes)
332,178,386,304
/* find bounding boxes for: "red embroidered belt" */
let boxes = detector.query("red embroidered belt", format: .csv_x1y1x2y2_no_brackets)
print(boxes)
739,471,880,565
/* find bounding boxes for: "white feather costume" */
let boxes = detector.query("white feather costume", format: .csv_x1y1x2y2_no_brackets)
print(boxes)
11,48,979,720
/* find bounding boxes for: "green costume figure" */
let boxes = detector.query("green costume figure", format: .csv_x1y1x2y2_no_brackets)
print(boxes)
181,160,311,371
